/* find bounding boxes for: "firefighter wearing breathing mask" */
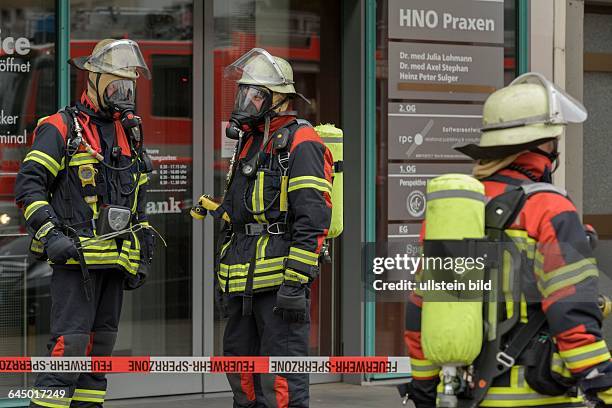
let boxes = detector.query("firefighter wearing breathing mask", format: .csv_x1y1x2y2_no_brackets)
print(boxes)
15,39,155,407
195,48,332,407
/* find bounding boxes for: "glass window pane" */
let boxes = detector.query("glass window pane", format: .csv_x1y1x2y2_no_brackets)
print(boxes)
374,0,518,357
69,0,194,356
0,0,56,396
212,0,341,357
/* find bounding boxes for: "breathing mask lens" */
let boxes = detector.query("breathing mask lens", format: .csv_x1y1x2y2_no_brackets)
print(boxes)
104,79,136,112
233,85,272,117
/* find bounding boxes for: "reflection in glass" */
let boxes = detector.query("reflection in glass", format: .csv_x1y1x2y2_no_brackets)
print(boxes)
213,0,341,357
0,0,56,396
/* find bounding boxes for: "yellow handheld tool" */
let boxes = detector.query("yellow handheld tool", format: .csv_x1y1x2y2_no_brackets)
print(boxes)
599,294,611,319
191,194,230,222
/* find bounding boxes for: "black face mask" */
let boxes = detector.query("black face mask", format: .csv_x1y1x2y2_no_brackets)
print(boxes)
530,142,559,183
103,79,136,115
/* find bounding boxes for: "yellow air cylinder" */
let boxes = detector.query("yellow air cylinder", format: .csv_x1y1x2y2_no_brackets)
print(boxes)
421,174,485,366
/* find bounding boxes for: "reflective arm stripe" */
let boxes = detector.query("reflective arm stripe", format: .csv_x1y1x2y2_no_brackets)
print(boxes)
35,221,55,240
24,150,64,177
288,247,319,267
284,268,310,284
287,175,332,194
536,257,599,297
559,340,611,371
551,353,572,379
410,358,440,379
24,201,49,220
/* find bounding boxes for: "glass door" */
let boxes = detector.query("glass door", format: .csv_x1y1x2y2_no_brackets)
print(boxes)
68,0,201,398
204,0,343,392
0,1,57,402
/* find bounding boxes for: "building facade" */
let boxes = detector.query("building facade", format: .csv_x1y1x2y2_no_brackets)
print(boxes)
0,0,609,403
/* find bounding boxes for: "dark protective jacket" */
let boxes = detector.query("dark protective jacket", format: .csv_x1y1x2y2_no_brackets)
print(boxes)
14,92,149,275
405,152,611,407
216,116,333,295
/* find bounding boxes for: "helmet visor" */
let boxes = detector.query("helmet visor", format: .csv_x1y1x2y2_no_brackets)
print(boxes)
224,48,292,87
87,39,151,79
233,85,272,117
510,72,587,124
105,79,136,105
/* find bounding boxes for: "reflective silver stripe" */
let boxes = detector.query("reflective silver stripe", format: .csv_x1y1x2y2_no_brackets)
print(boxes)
252,275,284,288
426,189,485,202
538,263,598,292
562,345,609,364
320,136,343,144
521,183,567,197
411,363,437,373
517,366,525,388
484,392,552,401
72,391,105,401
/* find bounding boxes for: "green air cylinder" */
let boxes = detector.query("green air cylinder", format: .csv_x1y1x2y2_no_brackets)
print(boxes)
314,124,343,238
421,173,485,366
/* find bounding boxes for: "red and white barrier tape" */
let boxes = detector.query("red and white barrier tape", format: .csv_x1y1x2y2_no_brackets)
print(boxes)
0,357,412,374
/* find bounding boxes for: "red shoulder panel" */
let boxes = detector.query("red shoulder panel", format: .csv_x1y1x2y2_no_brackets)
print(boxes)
290,126,324,153
36,113,68,141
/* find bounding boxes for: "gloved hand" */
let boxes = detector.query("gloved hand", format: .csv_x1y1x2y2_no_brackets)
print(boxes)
396,379,437,408
582,362,612,406
273,281,309,323
140,227,155,264
41,229,79,264
124,263,148,290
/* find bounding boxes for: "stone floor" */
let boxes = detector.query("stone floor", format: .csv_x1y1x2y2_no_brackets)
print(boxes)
106,382,413,408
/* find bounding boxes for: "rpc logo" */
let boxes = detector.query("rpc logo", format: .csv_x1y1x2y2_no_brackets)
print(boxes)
0,29,31,55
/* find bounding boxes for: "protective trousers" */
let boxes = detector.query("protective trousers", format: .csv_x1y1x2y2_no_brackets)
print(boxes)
30,266,124,408
224,291,310,408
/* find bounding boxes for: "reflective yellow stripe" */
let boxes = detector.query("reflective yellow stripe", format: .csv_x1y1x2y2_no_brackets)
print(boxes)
138,173,148,186
410,358,440,378
24,150,63,176
72,388,105,403
287,175,332,194
256,235,269,259
68,153,98,166
537,258,599,297
551,353,572,378
598,388,612,404
31,238,44,253
35,221,55,240
284,269,309,284
251,171,267,223
24,201,49,220
31,397,72,407
559,340,611,370
288,247,319,266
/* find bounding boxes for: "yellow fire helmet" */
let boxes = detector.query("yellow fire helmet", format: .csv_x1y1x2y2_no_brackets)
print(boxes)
455,72,587,160
69,38,151,80
224,48,309,103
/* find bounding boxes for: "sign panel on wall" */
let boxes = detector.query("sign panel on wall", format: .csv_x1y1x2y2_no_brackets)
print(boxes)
387,163,473,221
387,102,482,161
387,41,504,101
388,0,504,44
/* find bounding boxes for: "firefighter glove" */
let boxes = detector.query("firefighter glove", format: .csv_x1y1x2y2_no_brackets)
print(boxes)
124,263,148,290
42,229,79,264
273,281,309,323
582,361,612,406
